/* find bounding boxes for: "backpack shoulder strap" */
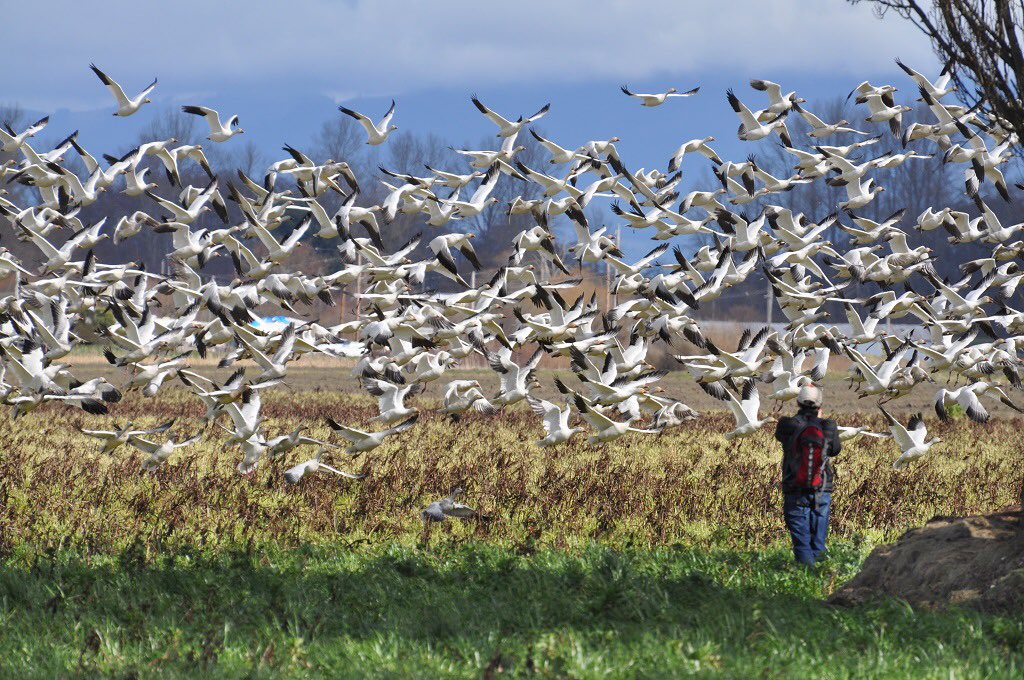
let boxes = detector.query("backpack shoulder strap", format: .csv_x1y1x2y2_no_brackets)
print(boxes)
812,415,832,457
785,414,808,455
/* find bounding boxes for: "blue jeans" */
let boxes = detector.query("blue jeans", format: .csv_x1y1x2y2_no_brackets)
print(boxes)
783,491,831,566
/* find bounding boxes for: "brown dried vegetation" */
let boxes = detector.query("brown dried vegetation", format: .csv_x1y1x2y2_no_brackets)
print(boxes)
0,380,1019,562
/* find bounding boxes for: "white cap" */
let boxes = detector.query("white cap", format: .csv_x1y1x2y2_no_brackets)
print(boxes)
797,382,823,408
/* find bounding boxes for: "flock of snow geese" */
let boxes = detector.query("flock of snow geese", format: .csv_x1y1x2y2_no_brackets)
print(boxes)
1,61,1023,511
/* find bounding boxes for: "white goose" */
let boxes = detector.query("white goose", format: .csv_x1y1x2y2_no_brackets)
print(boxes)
89,64,157,116
363,377,422,425
471,95,549,137
527,395,581,447
727,89,791,145
703,379,773,440
934,382,1023,424
0,115,48,153
325,414,418,454
572,393,660,443
880,407,941,469
621,84,699,106
131,432,203,471
78,419,176,455
181,106,244,142
284,451,366,484
487,346,544,406
441,380,497,420
338,100,397,145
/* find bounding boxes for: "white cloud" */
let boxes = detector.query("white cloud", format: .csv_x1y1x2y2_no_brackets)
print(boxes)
0,0,936,110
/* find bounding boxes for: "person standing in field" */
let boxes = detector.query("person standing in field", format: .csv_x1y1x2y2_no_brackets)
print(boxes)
774,383,842,566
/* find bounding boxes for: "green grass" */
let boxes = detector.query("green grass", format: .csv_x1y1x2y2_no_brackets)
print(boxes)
3,541,1022,678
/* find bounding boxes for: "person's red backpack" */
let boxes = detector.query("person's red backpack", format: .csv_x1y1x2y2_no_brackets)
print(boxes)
784,415,830,491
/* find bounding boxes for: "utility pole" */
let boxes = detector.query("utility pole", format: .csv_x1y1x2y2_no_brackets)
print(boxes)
613,225,621,308
605,262,611,310
354,253,363,323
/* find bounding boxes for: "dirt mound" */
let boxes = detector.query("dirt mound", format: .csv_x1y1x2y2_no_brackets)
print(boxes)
830,508,1024,612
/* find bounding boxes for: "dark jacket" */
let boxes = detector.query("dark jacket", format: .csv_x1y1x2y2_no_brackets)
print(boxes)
774,408,842,494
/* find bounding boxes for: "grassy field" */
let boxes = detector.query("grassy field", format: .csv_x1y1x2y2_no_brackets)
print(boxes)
1,364,1022,677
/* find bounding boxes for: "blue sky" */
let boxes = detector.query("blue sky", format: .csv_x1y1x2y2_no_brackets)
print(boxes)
0,0,939,257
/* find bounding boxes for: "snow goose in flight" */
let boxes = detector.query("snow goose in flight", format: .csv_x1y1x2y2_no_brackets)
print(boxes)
17,220,98,273
284,450,366,484
934,382,1023,424
325,414,419,454
726,89,791,146
132,432,203,471
261,427,338,459
362,377,423,425
703,378,772,440
841,302,884,345
836,426,890,441
857,88,911,136
338,99,397,146
423,187,461,227
949,121,1014,201
451,132,525,169
791,102,868,138
620,84,699,106
879,408,941,469
441,380,497,420
244,212,310,264
485,346,543,406
89,64,157,116
654,401,699,429
181,106,244,142
421,488,480,522
840,208,905,245
530,129,589,165
472,95,549,137
837,177,885,211
843,344,918,399
0,116,48,153
444,165,500,218
234,323,296,382
667,137,721,172
578,367,667,407
425,164,483,189
429,233,482,274
146,179,220,225
749,79,804,121
122,155,157,197
527,395,581,447
567,217,623,265
925,272,994,318
78,419,176,455
571,393,659,443
973,199,1024,244
404,351,454,384
896,58,955,101
218,386,264,445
